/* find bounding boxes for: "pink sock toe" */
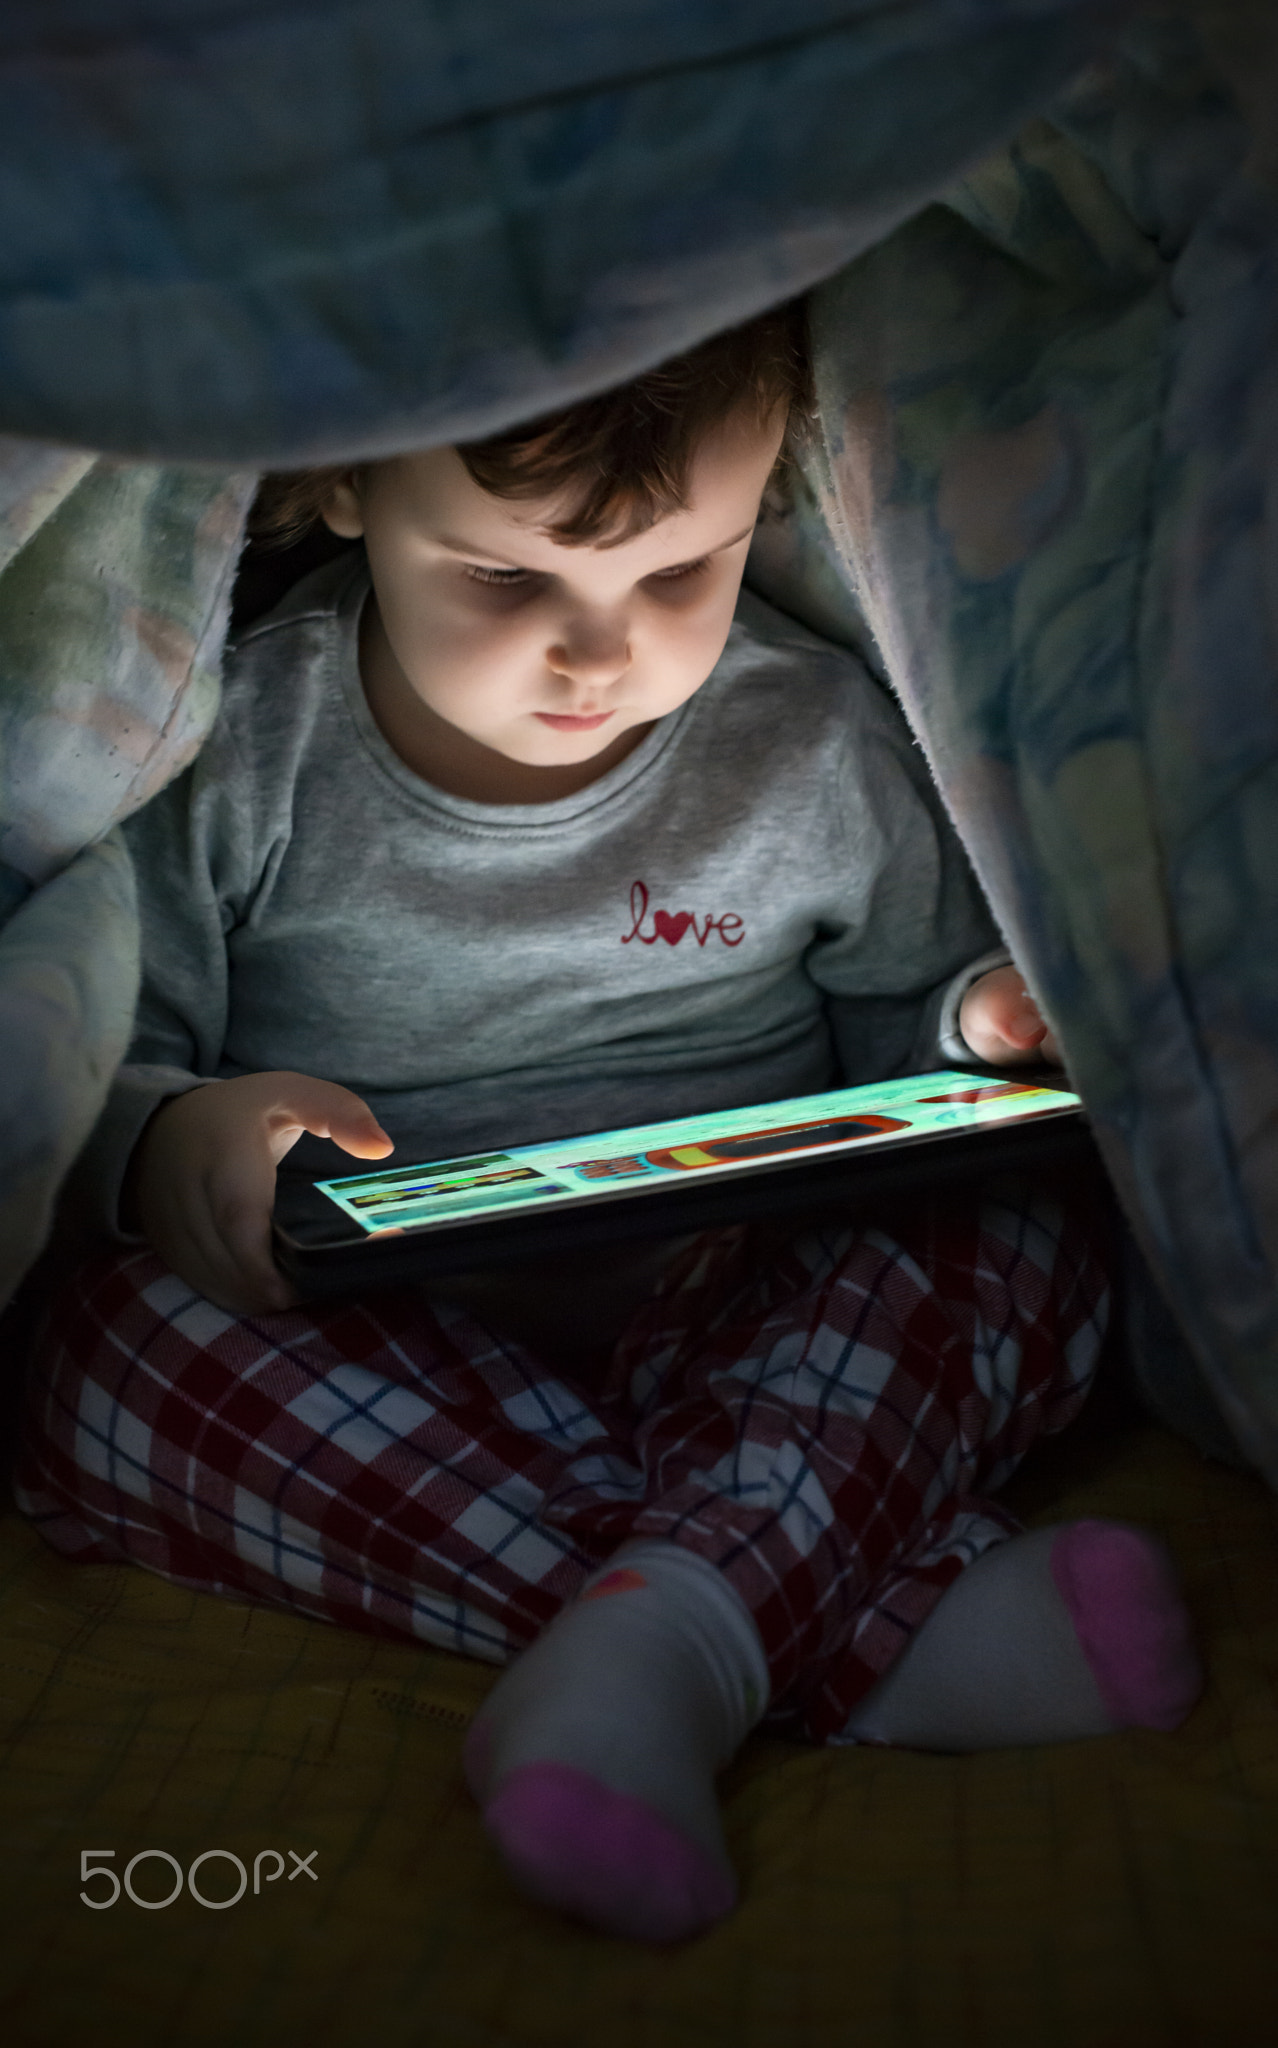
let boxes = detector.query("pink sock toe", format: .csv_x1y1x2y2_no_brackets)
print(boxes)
1050,1520,1203,1732
481,1761,736,1942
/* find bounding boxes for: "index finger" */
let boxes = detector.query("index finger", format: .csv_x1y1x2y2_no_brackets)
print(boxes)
261,1075,394,1163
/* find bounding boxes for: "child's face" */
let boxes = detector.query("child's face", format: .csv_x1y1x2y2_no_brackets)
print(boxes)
322,408,785,786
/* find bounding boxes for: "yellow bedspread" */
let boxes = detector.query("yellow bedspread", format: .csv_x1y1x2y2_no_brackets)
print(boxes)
1,1419,1275,2048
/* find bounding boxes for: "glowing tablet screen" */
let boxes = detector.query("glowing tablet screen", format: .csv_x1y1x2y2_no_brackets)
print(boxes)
314,1071,1081,1238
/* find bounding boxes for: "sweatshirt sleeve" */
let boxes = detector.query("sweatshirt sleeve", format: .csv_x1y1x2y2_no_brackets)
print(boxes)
805,681,1005,1084
68,716,258,1240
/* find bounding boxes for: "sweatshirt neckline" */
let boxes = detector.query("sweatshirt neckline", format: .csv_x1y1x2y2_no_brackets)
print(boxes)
331,558,697,829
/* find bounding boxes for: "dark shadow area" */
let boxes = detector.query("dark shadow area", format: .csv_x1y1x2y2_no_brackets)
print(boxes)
229,501,360,637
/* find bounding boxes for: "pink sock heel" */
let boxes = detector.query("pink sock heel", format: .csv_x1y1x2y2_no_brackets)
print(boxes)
1050,1520,1203,1732
479,1761,736,1943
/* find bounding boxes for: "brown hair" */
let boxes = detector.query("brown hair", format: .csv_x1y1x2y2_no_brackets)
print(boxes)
251,299,810,550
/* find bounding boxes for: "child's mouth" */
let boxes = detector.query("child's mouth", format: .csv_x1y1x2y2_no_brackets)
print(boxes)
535,712,614,731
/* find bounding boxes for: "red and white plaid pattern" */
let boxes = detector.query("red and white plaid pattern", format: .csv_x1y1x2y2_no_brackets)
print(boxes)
15,1190,1107,1743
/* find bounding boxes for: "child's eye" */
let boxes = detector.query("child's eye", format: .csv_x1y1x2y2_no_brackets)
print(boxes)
464,564,533,587
649,557,710,584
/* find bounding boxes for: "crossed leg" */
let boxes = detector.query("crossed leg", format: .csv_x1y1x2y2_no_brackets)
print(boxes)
16,1188,1198,1940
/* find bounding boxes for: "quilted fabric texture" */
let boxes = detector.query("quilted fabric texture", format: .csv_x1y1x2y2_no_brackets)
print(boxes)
0,0,1119,1306
2,2,1277,1461
768,5,1278,1478
0,0,1113,464
0,450,255,1302
1,1415,1274,2047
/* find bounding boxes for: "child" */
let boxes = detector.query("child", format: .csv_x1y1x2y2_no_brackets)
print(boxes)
15,305,1202,1943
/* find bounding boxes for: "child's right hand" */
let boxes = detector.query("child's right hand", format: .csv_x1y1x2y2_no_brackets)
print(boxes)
128,1071,393,1316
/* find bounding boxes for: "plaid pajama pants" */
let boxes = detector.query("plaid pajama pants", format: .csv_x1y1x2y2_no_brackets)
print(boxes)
14,1190,1108,1744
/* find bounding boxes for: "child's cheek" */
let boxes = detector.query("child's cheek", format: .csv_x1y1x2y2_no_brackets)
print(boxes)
433,608,546,707
675,601,744,691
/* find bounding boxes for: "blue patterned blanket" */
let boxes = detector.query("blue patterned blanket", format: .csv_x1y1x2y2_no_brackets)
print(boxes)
4,1,1276,1479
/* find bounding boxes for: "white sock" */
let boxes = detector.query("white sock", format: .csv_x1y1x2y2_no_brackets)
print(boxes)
841,1522,1202,1750
464,1539,770,1942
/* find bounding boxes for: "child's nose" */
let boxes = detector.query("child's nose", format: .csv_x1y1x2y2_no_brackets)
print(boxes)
546,617,632,687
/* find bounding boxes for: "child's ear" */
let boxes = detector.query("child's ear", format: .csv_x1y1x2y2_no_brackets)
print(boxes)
320,471,365,539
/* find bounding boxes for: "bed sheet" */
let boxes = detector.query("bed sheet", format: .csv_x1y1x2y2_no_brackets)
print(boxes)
0,1418,1274,2048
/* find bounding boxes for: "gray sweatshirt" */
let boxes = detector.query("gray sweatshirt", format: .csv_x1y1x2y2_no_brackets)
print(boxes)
80,555,1001,1233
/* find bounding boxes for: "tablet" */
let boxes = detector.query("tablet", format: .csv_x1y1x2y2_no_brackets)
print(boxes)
273,1069,1093,1294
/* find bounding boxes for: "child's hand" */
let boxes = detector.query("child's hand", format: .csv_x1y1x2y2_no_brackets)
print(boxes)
129,1071,393,1316
958,964,1061,1068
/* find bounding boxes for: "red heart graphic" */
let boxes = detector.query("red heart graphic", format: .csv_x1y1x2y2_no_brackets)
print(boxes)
652,908,693,944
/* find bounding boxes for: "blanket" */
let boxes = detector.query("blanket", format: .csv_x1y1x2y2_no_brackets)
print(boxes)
2,4,1277,1468
769,4,1278,1477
